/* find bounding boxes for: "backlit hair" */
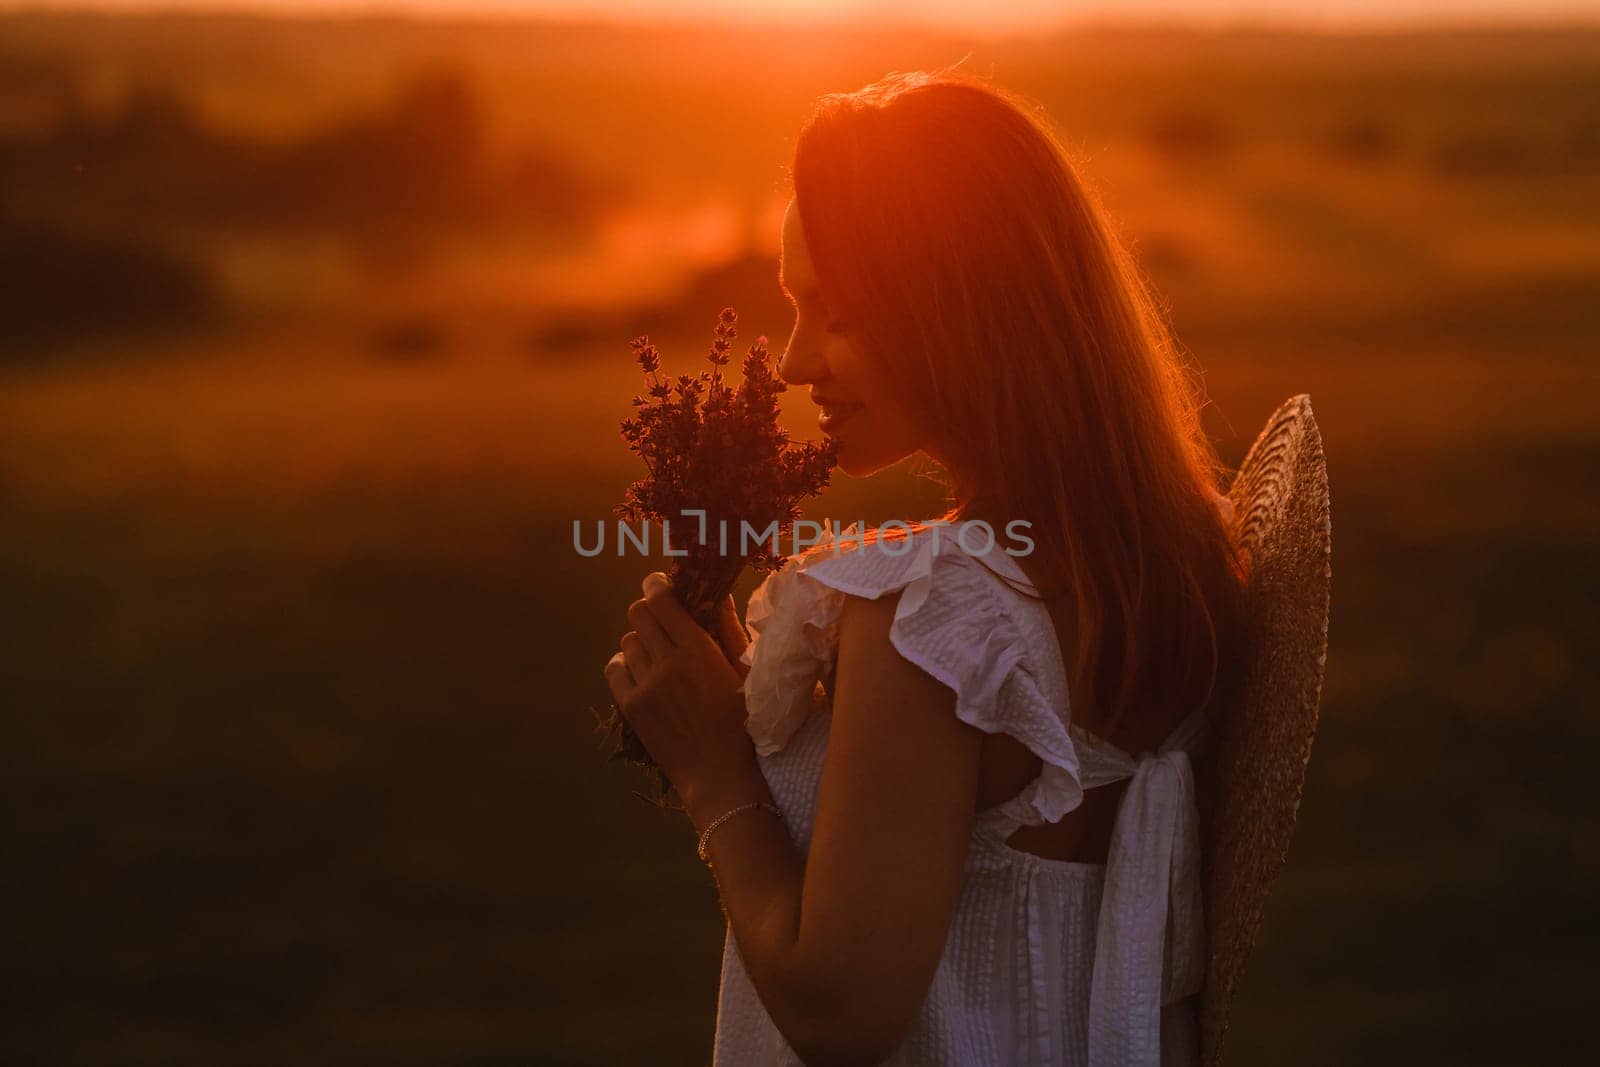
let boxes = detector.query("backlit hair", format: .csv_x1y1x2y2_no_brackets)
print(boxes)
790,69,1246,742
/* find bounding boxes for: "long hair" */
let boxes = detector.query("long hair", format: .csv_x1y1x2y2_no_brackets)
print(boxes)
790,69,1246,741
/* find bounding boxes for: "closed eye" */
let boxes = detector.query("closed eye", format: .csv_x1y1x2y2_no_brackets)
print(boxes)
783,289,848,335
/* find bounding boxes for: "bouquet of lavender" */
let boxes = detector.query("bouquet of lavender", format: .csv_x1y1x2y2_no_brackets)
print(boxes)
603,307,837,797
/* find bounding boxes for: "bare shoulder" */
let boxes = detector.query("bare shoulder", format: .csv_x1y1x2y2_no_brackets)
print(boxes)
832,589,967,731
831,590,903,684
819,587,981,827
835,587,898,631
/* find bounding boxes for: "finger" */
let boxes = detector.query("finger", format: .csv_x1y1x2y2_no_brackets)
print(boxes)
604,651,635,707
713,595,749,662
642,571,700,645
620,631,652,677
627,598,674,655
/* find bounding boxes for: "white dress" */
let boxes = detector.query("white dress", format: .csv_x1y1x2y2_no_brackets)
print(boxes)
711,521,1207,1067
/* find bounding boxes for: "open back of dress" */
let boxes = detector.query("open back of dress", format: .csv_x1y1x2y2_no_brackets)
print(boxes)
714,520,1214,1066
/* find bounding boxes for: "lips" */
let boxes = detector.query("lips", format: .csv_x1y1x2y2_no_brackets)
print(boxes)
815,398,865,434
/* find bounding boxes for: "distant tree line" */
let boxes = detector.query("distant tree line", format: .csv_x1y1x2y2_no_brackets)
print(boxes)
0,66,624,353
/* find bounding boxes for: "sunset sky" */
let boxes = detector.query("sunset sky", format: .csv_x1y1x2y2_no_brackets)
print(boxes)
9,0,1596,30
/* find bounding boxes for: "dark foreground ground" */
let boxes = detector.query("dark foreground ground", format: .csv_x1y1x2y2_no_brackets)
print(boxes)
4,327,1596,1064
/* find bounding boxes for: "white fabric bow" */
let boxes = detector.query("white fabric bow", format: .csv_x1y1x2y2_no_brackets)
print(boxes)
1085,715,1207,1067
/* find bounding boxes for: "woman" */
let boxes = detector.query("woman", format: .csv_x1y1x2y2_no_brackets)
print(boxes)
603,69,1246,1066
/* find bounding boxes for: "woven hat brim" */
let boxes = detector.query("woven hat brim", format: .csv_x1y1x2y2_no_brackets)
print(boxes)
1200,395,1332,1065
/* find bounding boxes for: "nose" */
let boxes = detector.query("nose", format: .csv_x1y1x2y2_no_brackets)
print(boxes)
777,325,829,386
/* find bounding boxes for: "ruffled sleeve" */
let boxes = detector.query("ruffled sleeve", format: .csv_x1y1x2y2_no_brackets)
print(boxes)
797,524,1085,835
738,542,849,757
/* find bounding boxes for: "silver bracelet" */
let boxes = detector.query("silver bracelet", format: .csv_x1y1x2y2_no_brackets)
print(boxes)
696,801,782,863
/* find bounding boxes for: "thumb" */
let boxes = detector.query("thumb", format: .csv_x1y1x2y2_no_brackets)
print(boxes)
713,595,750,668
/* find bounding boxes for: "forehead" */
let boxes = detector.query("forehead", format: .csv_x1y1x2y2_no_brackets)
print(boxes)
780,201,812,277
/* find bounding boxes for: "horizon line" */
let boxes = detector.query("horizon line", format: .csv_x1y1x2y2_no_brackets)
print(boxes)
5,1,1600,39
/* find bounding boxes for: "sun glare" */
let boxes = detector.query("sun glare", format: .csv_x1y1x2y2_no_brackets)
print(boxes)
21,0,1587,29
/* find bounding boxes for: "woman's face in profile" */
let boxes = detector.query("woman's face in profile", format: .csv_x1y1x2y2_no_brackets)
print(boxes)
777,199,929,477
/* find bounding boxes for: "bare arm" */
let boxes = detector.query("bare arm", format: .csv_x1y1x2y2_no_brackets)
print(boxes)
607,577,981,1064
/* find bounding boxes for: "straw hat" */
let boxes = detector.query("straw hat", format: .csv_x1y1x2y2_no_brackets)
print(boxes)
1200,395,1332,1065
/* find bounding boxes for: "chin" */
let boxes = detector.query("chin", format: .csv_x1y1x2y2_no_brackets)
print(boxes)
834,441,911,479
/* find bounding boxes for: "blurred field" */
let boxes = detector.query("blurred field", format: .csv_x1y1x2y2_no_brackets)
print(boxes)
2,11,1599,1064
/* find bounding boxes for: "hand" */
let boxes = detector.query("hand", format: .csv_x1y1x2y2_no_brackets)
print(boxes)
605,573,763,816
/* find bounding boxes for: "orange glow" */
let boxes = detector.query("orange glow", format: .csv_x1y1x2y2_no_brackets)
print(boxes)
11,0,1593,30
